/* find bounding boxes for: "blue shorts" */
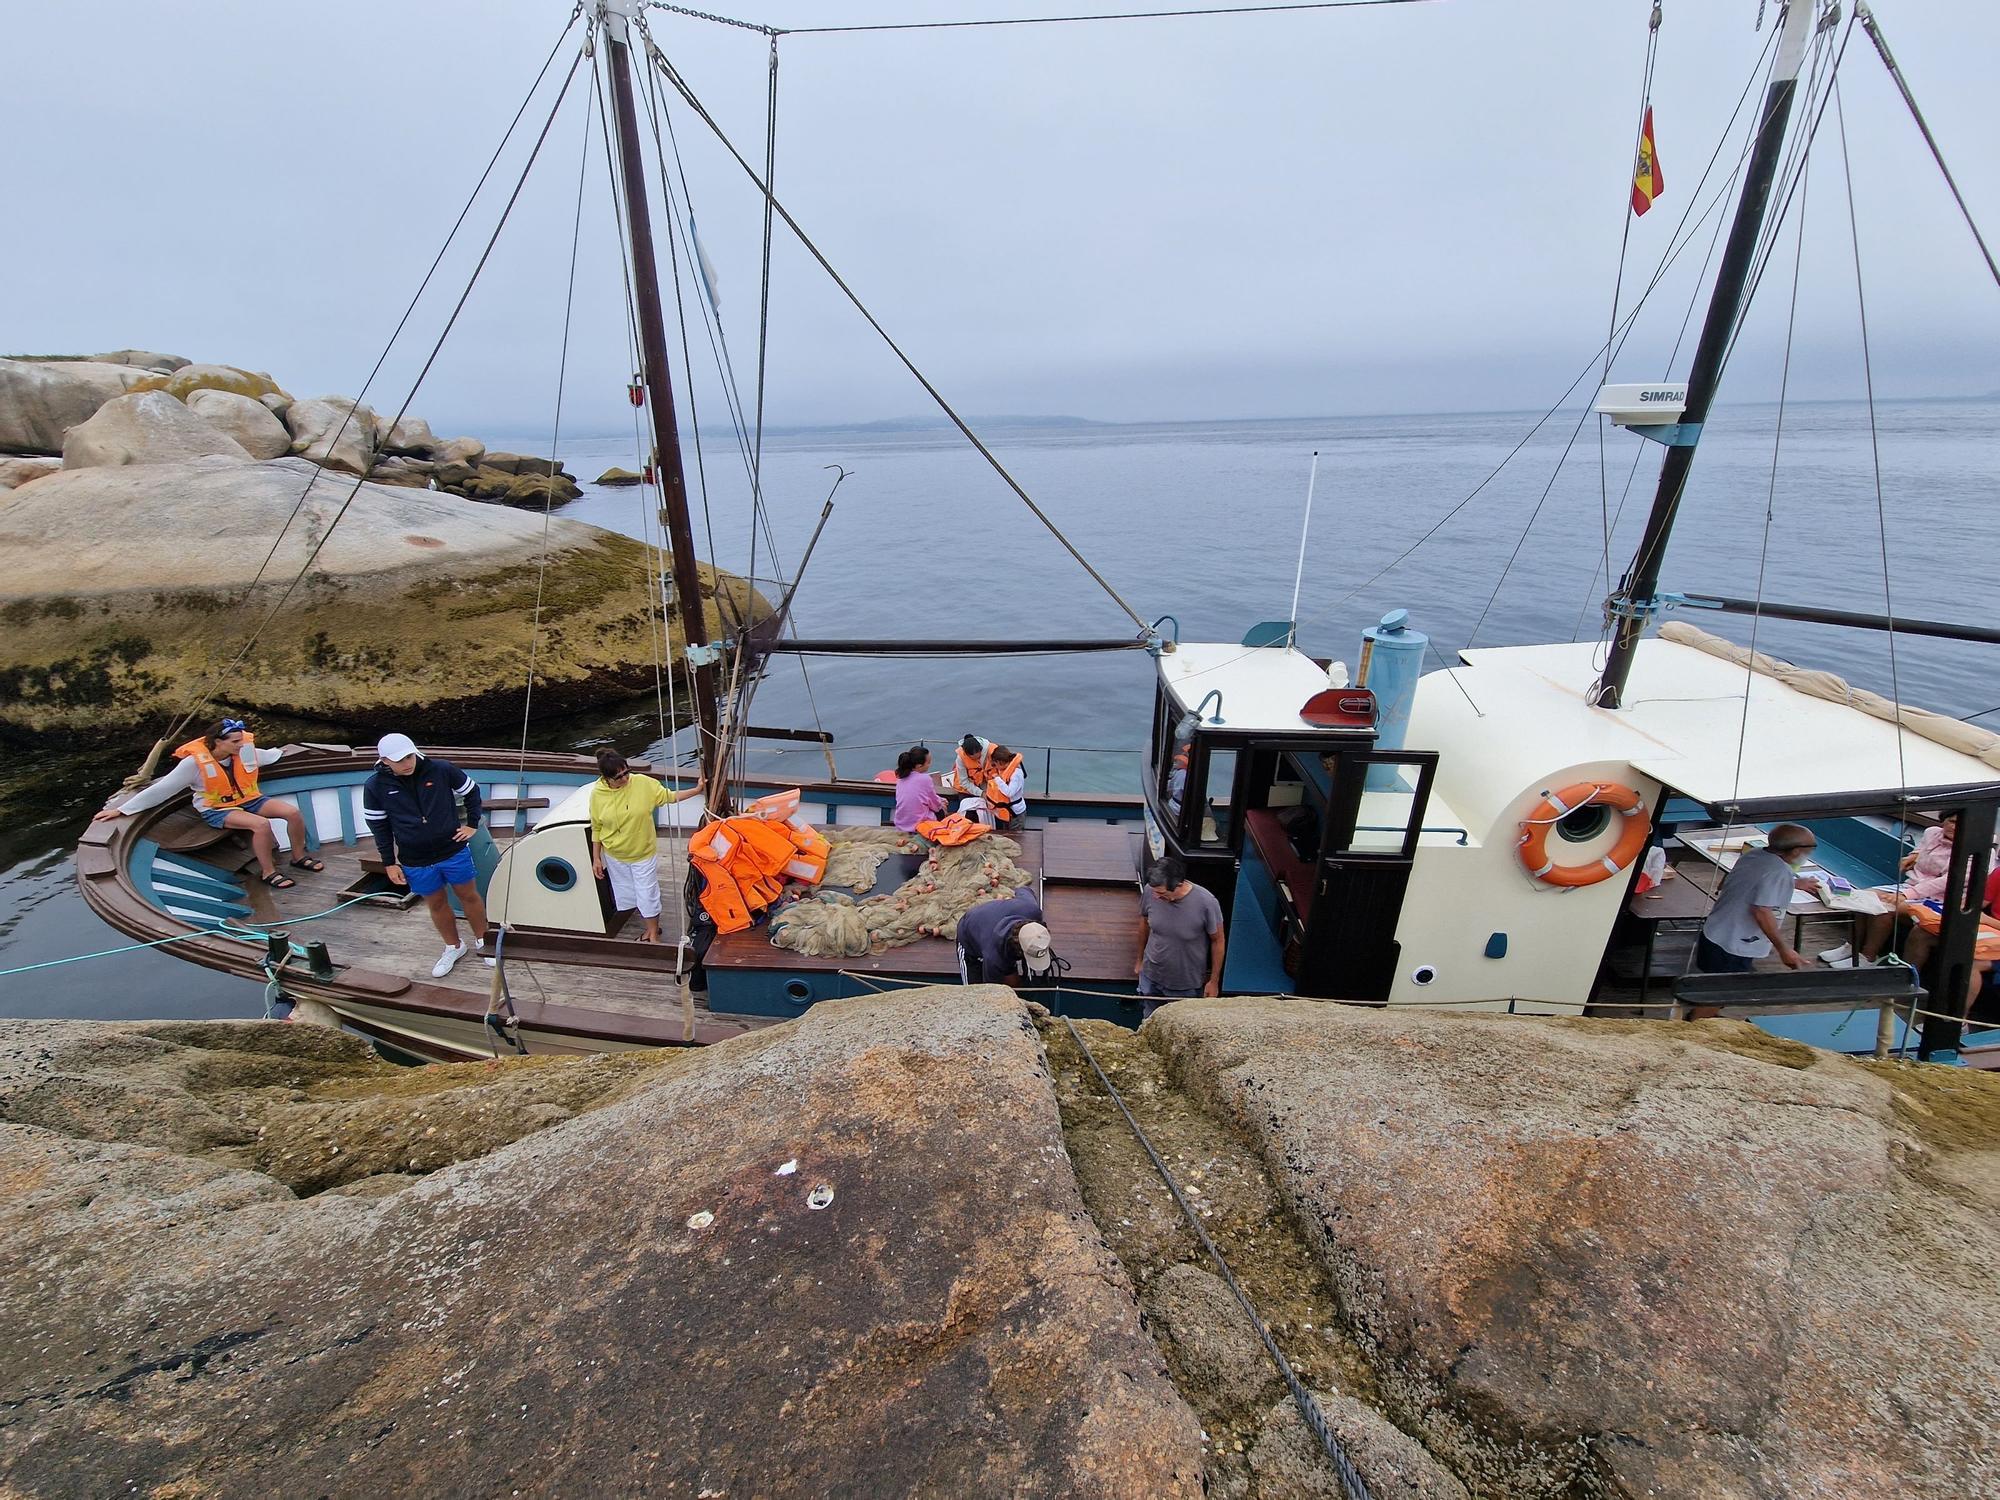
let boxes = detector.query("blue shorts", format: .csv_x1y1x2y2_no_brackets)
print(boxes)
198,795,270,829
404,846,477,896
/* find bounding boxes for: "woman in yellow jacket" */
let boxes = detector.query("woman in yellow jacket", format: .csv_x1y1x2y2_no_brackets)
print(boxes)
588,749,703,944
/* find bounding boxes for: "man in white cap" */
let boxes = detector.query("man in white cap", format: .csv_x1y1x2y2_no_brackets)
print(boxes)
362,733,492,977
955,886,1054,988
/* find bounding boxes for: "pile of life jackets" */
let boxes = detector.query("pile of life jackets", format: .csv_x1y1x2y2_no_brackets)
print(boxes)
688,789,831,935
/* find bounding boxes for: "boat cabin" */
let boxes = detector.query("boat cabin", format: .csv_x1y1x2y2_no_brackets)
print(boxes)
1144,635,1448,1002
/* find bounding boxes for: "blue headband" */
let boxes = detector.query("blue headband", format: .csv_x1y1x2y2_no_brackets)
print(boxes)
221,718,247,734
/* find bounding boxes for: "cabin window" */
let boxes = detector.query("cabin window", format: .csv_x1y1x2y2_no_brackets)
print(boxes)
1194,747,1238,847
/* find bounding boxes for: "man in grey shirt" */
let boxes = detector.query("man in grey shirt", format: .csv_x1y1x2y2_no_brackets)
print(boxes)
1696,822,1819,974
1135,855,1225,1018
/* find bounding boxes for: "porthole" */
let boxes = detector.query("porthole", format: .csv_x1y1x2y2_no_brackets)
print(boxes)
784,978,813,1007
536,857,578,892
1411,964,1438,987
1555,803,1612,844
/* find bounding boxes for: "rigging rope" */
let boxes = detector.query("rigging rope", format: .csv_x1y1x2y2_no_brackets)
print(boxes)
1329,12,1789,626
778,0,1435,36
1727,150,1809,813
630,29,837,788
1571,16,1783,644
149,47,587,749
1059,1016,1374,1500
1856,3,2000,292
1596,6,1663,640
639,31,1154,636
498,36,595,932
1604,7,1854,644
156,5,586,751
1836,79,1910,816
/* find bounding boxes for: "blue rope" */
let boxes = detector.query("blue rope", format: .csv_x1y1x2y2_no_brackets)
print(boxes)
0,892,380,980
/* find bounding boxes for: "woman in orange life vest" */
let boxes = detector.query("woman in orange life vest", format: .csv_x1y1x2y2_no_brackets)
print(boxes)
93,717,320,889
958,740,1027,828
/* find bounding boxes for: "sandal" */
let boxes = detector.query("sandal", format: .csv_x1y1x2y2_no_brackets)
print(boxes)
289,856,326,873
259,871,297,889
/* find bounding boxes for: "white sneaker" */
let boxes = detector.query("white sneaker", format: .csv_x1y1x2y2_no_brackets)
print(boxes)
431,943,469,978
1818,942,1853,966
475,935,495,967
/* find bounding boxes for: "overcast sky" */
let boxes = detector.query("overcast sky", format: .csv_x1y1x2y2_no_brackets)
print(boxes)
5,0,1996,432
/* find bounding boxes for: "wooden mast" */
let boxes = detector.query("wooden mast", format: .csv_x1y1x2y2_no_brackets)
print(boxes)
601,0,724,799
1592,0,1817,709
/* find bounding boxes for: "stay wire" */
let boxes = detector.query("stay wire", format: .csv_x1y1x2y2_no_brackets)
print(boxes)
642,33,1153,635
632,55,724,598
167,47,587,754
159,6,585,748
636,34,832,785
1573,18,1782,643
1331,21,1785,623
590,41,694,823
1597,9,1661,634
1857,3,2000,292
1060,1015,1373,1500
1837,79,1909,811
782,0,1436,36
1603,10,1853,638
1728,150,1809,811
506,33,595,888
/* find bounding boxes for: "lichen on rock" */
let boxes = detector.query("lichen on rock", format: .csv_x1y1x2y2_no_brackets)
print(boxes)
0,455,768,737
0,992,1205,1498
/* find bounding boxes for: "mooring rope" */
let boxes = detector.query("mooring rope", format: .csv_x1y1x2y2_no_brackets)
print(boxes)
1058,1014,1373,1500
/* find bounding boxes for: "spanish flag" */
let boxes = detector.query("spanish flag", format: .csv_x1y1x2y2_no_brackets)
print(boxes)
1630,107,1664,216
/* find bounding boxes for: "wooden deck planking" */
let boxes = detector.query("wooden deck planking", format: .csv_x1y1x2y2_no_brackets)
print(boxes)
201,837,711,1025
1040,822,1145,885
183,818,1141,1007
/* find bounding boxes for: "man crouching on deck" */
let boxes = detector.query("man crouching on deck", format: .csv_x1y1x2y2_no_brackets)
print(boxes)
364,732,492,978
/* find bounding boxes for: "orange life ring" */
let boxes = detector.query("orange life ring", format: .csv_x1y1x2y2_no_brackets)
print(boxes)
1517,781,1650,888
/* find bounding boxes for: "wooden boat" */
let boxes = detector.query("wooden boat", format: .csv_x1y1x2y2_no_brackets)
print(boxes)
74,0,2000,1067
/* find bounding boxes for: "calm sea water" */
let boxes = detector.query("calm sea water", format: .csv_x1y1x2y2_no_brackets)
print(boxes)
5,397,1994,1019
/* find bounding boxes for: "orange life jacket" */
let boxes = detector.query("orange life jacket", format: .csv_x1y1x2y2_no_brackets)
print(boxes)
917,814,991,847
688,815,807,934
174,734,263,809
982,752,1026,825
955,740,996,791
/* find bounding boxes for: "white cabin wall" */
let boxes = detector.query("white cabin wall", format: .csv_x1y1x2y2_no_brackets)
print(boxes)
487,822,604,932
1392,671,1663,1011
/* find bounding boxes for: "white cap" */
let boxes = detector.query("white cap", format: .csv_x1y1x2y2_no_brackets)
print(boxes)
376,732,419,761
1017,922,1052,966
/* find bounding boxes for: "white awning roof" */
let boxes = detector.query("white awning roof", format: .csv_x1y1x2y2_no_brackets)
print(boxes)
1452,638,1999,807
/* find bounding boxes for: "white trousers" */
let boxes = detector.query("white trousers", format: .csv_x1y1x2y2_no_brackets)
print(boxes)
603,851,662,919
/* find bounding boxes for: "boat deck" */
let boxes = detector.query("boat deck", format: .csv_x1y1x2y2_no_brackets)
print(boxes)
705,822,1147,983
184,832,717,1026
192,816,1146,1025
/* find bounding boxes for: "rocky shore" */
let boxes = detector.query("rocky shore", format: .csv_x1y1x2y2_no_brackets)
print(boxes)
2,992,1995,1497
0,352,765,739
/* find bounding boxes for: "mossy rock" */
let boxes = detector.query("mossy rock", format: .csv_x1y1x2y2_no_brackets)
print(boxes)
130,363,288,403
0,456,769,738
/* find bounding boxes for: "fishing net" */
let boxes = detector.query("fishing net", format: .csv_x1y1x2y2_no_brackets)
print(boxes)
818,826,924,891
768,828,1031,958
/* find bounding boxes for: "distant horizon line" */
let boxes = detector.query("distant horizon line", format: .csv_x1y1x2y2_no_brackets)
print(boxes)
474,389,1998,441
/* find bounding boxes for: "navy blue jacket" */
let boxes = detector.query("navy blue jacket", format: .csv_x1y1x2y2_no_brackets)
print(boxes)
956,889,1042,978
362,756,482,869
